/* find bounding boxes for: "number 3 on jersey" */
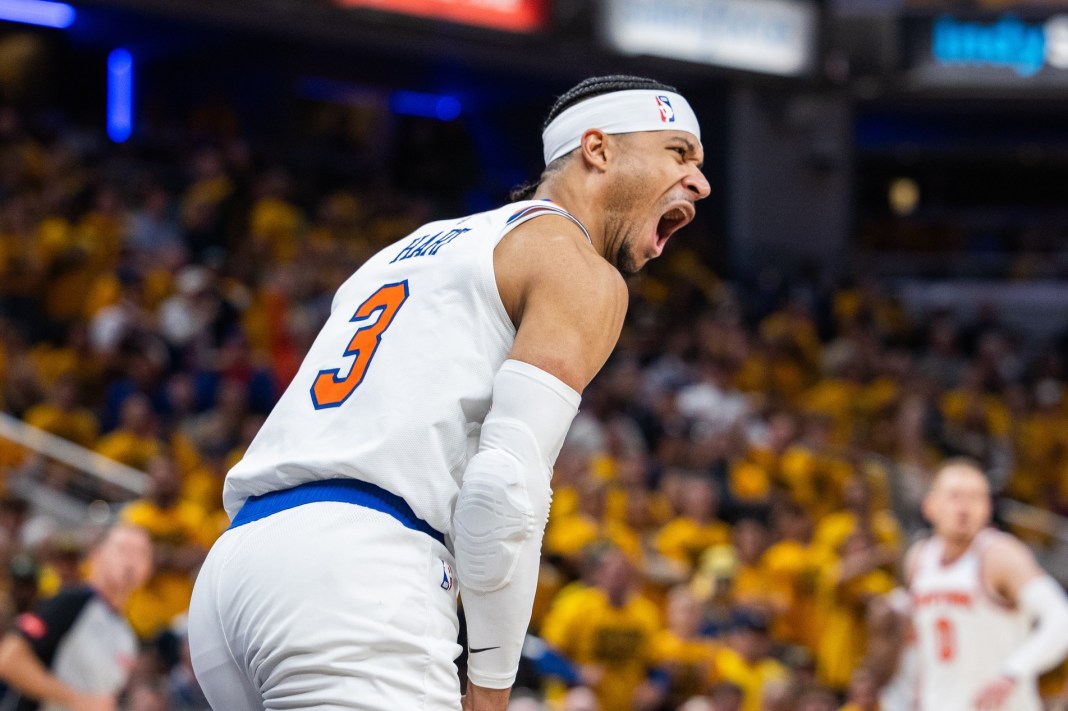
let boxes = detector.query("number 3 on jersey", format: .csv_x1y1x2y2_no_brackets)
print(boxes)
934,616,955,662
310,281,409,409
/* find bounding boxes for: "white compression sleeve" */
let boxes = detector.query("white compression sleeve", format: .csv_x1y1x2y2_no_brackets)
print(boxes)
1003,576,1068,679
454,359,580,689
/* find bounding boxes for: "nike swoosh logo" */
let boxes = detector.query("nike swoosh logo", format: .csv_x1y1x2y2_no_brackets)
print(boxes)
469,646,500,654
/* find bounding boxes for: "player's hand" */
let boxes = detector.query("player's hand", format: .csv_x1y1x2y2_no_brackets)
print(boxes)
461,682,510,711
68,692,117,711
974,675,1016,711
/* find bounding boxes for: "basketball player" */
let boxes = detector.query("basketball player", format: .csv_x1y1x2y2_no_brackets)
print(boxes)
904,458,1068,711
187,75,709,711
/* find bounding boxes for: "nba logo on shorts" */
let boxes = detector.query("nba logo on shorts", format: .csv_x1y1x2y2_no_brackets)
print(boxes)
440,560,455,591
656,95,675,123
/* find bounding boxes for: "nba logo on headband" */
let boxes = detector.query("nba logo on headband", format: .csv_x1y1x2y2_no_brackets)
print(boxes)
656,96,675,123
541,89,701,165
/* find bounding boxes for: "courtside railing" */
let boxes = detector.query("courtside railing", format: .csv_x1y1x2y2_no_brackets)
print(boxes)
0,411,148,526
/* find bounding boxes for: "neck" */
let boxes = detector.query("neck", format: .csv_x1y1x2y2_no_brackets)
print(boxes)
88,578,126,611
940,533,977,563
535,177,609,261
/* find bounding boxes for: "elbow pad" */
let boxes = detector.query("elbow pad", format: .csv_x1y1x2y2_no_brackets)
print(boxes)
454,442,541,593
1003,576,1068,679
453,360,580,688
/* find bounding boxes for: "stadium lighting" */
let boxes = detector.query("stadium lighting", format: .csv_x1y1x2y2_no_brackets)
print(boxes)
107,48,133,143
0,0,76,29
299,79,462,123
390,90,462,122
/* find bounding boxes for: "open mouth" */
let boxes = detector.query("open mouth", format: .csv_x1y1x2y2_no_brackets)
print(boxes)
655,205,694,250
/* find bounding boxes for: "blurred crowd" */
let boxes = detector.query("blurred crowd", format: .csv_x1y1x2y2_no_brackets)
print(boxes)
0,105,1067,711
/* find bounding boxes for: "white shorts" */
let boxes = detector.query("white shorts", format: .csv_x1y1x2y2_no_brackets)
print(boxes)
188,500,462,711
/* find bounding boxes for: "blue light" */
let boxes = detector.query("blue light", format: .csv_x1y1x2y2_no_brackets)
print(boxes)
107,49,133,143
932,15,1047,77
435,96,462,122
0,0,75,28
391,90,462,121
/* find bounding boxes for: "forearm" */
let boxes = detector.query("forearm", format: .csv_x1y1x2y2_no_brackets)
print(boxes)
0,634,79,707
462,683,511,711
1003,576,1068,679
459,447,550,688
454,360,579,688
460,532,544,688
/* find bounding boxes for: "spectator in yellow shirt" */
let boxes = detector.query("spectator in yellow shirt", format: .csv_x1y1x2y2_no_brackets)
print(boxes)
604,448,673,534
22,374,98,449
1008,380,1068,505
815,531,896,692
655,475,730,574
653,584,721,707
543,476,642,570
813,475,901,568
713,609,788,711
728,518,776,614
95,393,161,470
120,454,214,639
761,502,828,651
940,364,1011,439
541,546,664,711
778,417,853,522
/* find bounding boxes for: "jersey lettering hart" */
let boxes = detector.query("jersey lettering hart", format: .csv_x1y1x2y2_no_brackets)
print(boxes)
909,529,1041,711
223,201,585,537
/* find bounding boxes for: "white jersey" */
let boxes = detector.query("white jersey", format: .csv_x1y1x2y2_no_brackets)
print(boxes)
223,200,588,535
909,529,1041,711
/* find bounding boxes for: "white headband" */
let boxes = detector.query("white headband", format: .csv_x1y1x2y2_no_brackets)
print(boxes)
542,89,702,166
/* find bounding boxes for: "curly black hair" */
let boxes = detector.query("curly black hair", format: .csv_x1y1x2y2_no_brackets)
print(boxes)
541,75,677,130
509,75,677,202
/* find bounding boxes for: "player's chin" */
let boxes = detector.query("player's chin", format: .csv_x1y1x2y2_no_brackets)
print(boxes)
615,241,647,275
950,525,979,541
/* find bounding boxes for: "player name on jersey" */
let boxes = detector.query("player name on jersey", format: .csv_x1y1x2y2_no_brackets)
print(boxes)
912,590,974,608
390,227,472,263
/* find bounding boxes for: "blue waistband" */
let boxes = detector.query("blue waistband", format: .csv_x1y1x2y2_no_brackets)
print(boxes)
230,478,446,546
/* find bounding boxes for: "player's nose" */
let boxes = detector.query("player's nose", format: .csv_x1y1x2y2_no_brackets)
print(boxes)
684,167,711,200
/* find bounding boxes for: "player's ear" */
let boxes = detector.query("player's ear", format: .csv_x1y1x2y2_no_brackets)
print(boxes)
921,492,935,525
579,129,609,172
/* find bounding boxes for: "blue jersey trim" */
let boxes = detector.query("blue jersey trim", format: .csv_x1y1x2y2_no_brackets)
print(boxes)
230,478,445,545
505,201,592,244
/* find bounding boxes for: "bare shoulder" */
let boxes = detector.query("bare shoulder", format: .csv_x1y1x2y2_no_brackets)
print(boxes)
980,530,1044,601
982,530,1040,570
495,214,627,312
495,214,628,392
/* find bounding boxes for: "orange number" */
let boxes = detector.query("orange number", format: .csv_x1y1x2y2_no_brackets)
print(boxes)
934,616,955,662
310,281,409,409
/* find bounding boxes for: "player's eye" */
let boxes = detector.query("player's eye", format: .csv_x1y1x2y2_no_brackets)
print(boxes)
671,147,687,159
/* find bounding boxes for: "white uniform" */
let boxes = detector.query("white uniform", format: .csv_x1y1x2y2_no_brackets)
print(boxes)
189,200,588,711
909,529,1042,711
